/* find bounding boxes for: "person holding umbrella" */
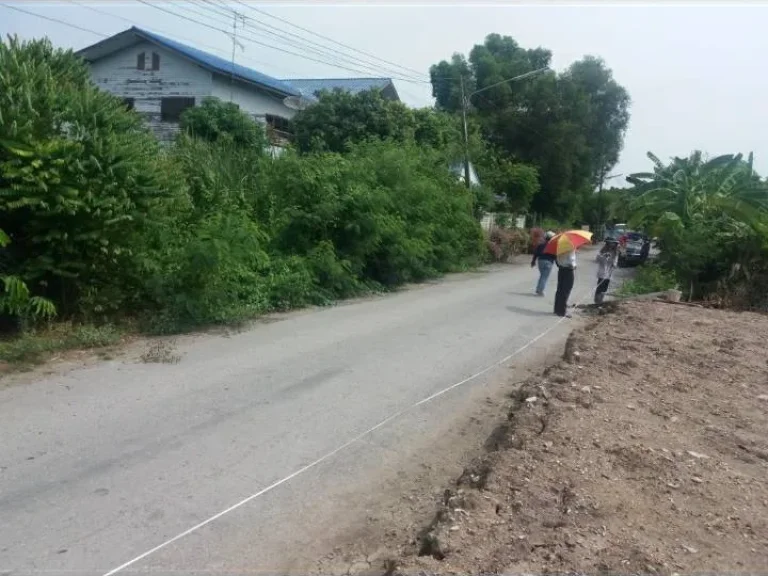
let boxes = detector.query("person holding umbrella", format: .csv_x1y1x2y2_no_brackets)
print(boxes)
543,230,593,317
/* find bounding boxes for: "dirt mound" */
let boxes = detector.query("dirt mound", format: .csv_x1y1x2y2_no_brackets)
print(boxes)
397,301,768,574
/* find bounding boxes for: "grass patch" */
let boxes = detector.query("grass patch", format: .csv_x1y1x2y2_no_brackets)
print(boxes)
140,340,181,364
0,323,122,366
617,264,678,297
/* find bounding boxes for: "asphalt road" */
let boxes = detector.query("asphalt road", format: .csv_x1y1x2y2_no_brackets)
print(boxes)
0,257,602,575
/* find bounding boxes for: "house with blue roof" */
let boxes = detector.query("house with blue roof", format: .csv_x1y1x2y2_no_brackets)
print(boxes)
76,27,400,144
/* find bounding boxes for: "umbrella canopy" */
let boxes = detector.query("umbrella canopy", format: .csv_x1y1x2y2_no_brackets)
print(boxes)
543,230,593,255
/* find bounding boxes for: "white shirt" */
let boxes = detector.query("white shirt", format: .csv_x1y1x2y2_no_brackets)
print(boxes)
556,250,577,269
596,251,617,279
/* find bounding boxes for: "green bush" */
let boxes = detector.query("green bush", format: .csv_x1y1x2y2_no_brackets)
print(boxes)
260,140,483,288
0,322,121,364
626,150,768,303
616,264,678,296
0,35,182,319
0,36,487,347
179,97,268,148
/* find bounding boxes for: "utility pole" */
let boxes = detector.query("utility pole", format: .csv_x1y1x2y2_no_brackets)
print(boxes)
228,11,245,102
460,76,471,190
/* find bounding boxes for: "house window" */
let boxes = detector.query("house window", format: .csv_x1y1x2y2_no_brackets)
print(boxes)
122,97,135,111
265,114,291,134
151,52,160,71
265,114,292,144
137,52,145,70
161,97,195,122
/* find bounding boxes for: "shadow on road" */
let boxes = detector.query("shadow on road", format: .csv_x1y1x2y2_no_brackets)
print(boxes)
505,305,553,317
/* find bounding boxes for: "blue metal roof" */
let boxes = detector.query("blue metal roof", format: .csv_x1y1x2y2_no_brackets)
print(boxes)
285,78,393,97
128,28,301,97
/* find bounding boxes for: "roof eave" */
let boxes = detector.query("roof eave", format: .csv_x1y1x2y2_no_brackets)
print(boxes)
206,69,299,99
129,29,299,98
77,27,299,98
384,80,401,102
75,27,141,61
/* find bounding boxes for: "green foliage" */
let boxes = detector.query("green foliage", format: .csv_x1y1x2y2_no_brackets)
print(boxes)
1,275,56,322
0,35,182,319
627,151,766,231
430,34,630,221
0,225,56,325
0,34,488,348
626,150,768,302
179,97,268,148
0,322,120,364
139,136,483,332
292,89,416,154
262,140,483,287
481,156,540,213
616,264,678,297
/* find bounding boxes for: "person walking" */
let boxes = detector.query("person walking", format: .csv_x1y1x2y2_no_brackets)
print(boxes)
594,238,619,304
531,230,556,296
554,246,576,317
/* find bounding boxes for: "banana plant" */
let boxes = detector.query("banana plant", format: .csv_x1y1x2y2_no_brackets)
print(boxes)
626,151,768,233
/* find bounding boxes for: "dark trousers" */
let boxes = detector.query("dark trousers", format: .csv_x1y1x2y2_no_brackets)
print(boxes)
594,278,611,304
554,266,575,316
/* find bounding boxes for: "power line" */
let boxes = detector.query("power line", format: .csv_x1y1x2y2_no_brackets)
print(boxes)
137,0,430,83
3,1,444,88
67,0,302,77
1,3,108,38
233,0,427,79
200,0,427,82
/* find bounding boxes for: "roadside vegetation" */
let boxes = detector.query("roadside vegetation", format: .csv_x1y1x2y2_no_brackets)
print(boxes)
1,32,633,364
616,264,678,297
618,151,768,305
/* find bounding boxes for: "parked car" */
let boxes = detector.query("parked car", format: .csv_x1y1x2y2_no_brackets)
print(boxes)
604,223,627,242
617,231,650,267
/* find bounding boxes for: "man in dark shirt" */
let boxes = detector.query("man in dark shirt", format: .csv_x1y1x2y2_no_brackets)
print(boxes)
531,231,556,296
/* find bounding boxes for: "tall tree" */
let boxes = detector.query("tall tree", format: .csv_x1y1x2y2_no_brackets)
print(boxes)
429,34,631,221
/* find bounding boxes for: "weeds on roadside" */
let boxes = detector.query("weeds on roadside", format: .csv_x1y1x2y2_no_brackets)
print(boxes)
617,264,678,297
140,340,181,364
0,324,122,365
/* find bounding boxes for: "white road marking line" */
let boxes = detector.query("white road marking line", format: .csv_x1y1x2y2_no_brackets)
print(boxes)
102,284,592,576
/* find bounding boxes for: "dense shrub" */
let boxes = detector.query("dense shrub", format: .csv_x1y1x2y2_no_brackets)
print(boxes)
627,151,768,303
140,136,484,331
487,227,530,262
0,36,182,320
179,97,268,148
616,264,678,297
0,36,486,341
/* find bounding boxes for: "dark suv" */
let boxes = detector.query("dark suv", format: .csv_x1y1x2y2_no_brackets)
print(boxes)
618,231,650,267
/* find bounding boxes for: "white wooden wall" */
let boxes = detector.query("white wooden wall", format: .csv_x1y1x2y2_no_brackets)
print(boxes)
89,41,213,141
210,76,296,122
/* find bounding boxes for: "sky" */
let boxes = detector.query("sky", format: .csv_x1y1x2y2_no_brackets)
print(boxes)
2,1,768,181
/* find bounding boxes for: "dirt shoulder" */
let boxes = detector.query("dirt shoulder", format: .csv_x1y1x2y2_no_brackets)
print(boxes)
388,300,768,574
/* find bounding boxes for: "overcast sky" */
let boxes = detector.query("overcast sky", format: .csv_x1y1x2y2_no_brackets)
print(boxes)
2,1,767,181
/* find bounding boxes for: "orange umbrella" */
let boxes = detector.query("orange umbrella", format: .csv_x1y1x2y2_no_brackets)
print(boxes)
543,230,593,255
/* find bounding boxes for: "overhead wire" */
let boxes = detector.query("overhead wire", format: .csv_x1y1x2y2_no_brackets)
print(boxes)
231,0,428,79
1,3,108,38
136,0,431,82
198,0,428,82
3,0,442,96
66,0,303,77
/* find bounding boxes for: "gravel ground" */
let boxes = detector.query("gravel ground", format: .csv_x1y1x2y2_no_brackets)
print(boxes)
390,300,768,575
